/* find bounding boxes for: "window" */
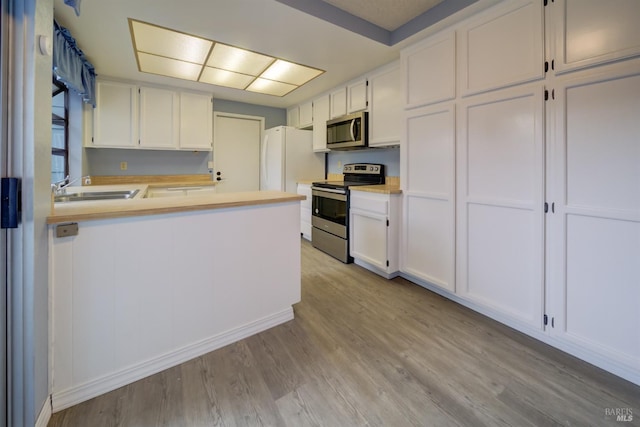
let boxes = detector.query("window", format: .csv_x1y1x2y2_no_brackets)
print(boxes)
52,78,69,183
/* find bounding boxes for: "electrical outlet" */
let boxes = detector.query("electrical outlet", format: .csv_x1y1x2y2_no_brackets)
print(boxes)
120,161,128,171
337,161,342,168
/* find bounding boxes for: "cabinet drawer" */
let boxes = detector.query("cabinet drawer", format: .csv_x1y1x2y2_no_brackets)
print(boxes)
350,193,388,215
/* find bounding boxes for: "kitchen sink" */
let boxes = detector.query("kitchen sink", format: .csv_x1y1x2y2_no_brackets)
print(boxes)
54,189,140,203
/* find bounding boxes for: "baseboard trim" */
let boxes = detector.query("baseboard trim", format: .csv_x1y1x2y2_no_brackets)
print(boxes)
353,258,399,279
35,398,52,427
52,307,294,412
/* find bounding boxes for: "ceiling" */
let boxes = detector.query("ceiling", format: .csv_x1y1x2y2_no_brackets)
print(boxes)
320,0,446,31
53,0,497,109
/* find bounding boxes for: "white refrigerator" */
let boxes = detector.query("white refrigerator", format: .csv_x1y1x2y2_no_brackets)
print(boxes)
260,126,325,193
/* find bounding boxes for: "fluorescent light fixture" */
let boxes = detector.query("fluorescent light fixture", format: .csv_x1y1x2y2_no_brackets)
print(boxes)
207,43,274,76
129,19,324,96
199,67,254,89
246,78,298,97
137,53,202,81
261,59,324,86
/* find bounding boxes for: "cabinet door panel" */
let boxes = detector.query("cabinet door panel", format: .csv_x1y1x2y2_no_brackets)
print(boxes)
565,215,640,360
548,65,640,371
555,0,640,73
403,196,454,291
402,104,455,291
350,209,387,270
402,31,455,109
93,81,138,148
457,86,544,329
299,101,313,128
564,74,640,211
139,87,179,148
330,87,347,119
312,95,330,152
347,79,368,113
405,105,454,196
180,92,212,150
459,0,544,96
369,63,401,147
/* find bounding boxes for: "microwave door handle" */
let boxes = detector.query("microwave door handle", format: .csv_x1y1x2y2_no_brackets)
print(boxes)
350,119,356,141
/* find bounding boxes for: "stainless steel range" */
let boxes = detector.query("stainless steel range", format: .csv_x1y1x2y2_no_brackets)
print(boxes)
311,163,385,263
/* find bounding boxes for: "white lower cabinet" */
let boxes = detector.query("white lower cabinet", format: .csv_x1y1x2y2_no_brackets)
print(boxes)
350,191,400,278
297,183,312,240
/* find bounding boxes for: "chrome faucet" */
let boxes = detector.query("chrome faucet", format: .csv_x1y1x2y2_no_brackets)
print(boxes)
51,175,91,195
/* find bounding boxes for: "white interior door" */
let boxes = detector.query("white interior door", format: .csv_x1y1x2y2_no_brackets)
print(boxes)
213,112,263,193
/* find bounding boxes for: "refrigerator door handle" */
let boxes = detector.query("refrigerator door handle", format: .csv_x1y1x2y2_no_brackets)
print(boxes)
261,133,269,187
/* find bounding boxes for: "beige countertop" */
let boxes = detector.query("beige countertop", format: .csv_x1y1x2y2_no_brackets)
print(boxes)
47,185,304,224
350,184,402,194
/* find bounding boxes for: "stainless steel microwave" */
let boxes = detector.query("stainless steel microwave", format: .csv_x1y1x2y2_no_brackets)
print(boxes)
326,111,368,150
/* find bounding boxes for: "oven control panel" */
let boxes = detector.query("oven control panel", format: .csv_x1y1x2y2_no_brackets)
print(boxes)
342,163,384,175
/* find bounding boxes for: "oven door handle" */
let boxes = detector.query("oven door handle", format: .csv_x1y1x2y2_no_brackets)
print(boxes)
311,187,347,195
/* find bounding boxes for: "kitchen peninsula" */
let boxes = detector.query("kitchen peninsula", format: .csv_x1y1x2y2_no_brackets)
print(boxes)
47,189,304,411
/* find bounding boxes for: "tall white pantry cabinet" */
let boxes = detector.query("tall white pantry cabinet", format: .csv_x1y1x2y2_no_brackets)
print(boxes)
400,0,640,385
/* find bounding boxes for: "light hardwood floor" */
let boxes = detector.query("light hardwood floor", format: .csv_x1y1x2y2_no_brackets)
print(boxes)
49,240,639,426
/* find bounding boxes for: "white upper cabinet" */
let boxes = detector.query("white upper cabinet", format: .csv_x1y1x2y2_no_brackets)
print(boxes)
93,80,138,148
287,106,299,128
179,92,212,150
329,87,347,119
139,86,179,149
299,101,313,128
553,0,640,74
401,30,456,109
93,80,212,151
458,0,544,96
312,94,330,152
347,78,368,113
368,61,401,147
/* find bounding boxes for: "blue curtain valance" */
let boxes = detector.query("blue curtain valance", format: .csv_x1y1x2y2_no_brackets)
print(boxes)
53,20,96,107
63,0,81,16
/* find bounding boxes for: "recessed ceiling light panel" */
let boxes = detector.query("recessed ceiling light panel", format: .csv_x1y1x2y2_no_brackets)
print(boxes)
199,67,254,89
131,20,212,64
207,43,274,76
137,53,202,81
129,18,324,96
246,78,298,97
261,60,324,85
